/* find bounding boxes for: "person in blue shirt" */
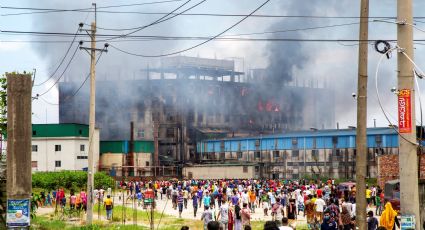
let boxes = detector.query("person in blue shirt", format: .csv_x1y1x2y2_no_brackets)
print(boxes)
137,192,143,207
198,189,203,208
321,211,337,230
203,191,211,210
192,192,198,217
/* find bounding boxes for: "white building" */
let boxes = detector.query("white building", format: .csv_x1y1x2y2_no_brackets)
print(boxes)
31,124,99,172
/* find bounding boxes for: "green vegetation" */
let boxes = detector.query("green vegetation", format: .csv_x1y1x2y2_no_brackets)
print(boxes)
0,76,6,134
32,171,115,191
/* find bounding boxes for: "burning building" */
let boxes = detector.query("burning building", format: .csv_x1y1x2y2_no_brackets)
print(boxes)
58,56,334,176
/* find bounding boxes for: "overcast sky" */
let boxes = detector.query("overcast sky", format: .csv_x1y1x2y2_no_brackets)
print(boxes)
2,0,425,129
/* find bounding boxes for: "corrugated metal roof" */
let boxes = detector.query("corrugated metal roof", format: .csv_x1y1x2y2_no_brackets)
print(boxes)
207,127,397,141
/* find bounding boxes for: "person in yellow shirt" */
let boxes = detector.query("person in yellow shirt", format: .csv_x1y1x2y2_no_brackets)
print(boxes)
104,195,113,220
366,186,372,208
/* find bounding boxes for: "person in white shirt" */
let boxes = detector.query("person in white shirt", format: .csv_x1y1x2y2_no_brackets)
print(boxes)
241,190,249,205
217,202,229,230
279,217,294,230
341,198,353,217
314,195,326,223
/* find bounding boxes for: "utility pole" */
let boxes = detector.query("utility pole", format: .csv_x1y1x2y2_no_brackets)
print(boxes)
86,19,96,226
79,3,108,225
355,1,369,230
6,73,32,229
397,1,421,229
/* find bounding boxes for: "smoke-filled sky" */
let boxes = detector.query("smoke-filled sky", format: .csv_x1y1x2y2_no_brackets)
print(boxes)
2,0,425,129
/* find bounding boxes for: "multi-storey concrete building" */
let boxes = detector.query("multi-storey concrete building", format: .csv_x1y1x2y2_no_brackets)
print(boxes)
58,56,334,176
30,124,99,172
190,127,399,179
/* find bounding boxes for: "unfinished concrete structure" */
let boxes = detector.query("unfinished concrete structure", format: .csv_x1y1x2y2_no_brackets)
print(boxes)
59,56,334,176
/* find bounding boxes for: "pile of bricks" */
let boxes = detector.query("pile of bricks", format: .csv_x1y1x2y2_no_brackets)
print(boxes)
377,154,425,188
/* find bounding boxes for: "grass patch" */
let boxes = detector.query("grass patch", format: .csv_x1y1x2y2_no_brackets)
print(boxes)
31,205,276,230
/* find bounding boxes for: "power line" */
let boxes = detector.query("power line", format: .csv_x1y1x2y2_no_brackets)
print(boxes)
89,0,207,32
61,49,106,102
35,44,80,97
1,5,403,19
33,26,81,86
109,0,272,57
1,0,185,16
38,96,58,106
7,29,425,43
100,0,207,41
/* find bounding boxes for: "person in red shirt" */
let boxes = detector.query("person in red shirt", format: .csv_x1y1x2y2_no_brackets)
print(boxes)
316,188,323,197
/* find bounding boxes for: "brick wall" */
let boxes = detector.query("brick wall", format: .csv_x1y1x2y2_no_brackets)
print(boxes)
377,154,425,188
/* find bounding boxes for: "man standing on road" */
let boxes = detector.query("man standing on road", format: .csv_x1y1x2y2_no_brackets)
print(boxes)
104,195,113,220
201,206,213,230
272,198,284,227
217,201,229,230
183,189,189,209
192,192,199,217
315,195,326,223
203,191,212,210
177,190,184,218
240,203,251,229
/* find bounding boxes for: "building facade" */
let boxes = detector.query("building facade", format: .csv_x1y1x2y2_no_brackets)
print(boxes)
99,140,155,178
194,128,399,179
31,124,99,172
58,56,334,173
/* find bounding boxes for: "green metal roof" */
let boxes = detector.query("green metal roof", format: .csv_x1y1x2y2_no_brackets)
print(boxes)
32,123,89,138
100,140,154,154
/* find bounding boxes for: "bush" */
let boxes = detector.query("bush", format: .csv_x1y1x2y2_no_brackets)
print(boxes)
32,171,115,191
94,172,115,190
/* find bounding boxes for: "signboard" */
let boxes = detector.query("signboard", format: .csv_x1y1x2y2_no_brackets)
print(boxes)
401,215,415,230
398,89,412,133
6,199,30,227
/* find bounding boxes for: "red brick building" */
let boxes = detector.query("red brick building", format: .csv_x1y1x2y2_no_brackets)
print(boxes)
377,154,425,188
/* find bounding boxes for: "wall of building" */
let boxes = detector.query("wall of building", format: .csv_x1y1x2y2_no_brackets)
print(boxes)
99,152,152,177
196,128,399,179
183,165,255,179
32,138,87,171
377,154,425,188
31,129,99,172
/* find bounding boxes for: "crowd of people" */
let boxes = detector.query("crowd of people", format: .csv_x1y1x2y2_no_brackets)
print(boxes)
117,178,400,230
30,178,401,230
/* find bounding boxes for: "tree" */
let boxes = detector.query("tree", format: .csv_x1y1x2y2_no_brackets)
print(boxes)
0,76,6,135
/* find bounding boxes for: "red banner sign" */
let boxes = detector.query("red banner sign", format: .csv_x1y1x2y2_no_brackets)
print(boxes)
398,89,412,133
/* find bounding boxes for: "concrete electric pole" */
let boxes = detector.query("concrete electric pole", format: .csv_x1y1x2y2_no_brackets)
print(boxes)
355,1,369,230
78,3,108,225
397,1,421,229
6,73,32,228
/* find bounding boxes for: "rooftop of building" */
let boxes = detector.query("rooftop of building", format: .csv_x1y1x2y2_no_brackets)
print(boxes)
202,127,398,142
32,123,89,138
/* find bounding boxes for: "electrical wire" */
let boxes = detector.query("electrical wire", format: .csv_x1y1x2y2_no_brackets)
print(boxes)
0,0,185,16
374,19,425,132
374,45,419,146
1,7,401,19
100,0,197,41
35,43,80,97
109,0,271,58
38,96,58,106
33,27,80,86
94,0,207,32
60,48,106,102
